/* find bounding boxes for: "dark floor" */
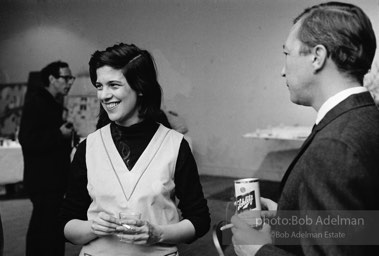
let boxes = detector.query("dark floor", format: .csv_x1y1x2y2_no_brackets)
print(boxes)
0,175,280,256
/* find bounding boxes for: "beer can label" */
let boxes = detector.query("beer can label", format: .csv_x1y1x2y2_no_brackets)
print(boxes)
234,178,261,213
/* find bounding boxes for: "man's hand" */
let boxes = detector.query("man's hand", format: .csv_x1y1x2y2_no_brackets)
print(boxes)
231,214,272,256
260,197,277,221
60,122,73,138
260,197,278,211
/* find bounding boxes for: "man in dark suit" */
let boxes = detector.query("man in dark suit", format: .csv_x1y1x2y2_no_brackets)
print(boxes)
19,61,75,256
231,2,379,256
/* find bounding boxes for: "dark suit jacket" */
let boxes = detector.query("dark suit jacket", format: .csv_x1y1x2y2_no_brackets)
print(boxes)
257,92,379,256
19,87,71,195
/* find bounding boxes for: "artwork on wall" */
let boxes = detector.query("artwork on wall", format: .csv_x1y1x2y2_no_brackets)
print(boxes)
66,95,99,137
0,83,27,138
65,75,99,137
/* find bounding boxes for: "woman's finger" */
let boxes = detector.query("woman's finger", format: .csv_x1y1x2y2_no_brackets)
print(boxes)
119,233,149,244
91,219,117,233
98,212,120,226
118,234,135,243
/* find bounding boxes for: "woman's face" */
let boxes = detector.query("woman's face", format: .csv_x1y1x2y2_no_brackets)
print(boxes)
95,65,141,127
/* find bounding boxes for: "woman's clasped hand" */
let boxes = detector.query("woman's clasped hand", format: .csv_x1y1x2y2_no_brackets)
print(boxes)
116,218,162,245
89,212,162,245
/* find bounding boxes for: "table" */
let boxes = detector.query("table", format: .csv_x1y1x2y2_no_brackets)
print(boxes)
243,125,312,181
0,142,23,185
243,125,312,141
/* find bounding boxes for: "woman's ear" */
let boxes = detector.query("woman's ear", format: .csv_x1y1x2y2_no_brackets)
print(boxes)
311,44,327,72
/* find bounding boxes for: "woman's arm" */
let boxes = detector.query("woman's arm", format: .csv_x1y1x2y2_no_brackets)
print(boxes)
59,140,93,244
61,139,127,245
174,139,210,240
65,212,121,245
64,219,96,245
158,219,195,243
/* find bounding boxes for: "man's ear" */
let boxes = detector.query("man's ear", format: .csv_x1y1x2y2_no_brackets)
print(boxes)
311,44,327,72
48,74,55,84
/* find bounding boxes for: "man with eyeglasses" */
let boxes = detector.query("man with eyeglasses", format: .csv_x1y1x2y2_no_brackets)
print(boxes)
19,60,75,256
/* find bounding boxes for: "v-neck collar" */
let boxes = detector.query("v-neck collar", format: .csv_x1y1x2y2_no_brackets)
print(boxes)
111,120,158,170
100,124,170,201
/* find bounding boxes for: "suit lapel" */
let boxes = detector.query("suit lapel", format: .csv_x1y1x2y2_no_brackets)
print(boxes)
280,124,318,191
280,92,375,192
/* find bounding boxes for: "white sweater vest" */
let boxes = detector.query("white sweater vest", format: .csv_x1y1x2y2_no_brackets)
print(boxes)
81,124,183,256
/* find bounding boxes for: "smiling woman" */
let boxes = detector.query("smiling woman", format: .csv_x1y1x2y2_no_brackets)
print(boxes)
95,66,140,127
89,44,163,130
59,43,210,256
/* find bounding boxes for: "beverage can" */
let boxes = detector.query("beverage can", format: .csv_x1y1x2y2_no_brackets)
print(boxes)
234,178,261,227
234,178,261,213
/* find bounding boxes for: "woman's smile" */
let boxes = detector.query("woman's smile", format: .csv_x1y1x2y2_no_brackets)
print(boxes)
103,101,121,111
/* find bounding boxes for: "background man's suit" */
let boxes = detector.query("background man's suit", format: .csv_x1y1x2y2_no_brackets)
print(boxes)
19,86,72,256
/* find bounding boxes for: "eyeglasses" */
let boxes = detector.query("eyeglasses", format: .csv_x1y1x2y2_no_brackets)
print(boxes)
57,75,76,83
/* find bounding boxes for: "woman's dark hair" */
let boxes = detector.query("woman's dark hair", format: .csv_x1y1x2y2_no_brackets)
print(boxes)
89,43,162,129
294,2,376,84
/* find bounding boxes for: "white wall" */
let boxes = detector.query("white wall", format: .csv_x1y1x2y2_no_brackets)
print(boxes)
1,0,378,179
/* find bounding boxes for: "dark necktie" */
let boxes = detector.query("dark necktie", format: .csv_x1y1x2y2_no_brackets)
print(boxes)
311,123,317,132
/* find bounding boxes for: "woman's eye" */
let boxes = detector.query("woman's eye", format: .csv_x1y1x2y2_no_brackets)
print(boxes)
95,83,103,90
109,83,122,88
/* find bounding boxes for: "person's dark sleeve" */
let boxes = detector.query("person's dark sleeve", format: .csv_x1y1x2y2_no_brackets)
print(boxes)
0,212,3,256
59,140,91,239
295,139,377,255
174,139,210,241
256,244,295,256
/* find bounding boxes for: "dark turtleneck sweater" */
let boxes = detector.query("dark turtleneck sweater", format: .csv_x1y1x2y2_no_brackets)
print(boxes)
60,120,210,240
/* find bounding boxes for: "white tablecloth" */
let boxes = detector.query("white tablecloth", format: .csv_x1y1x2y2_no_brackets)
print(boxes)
0,144,23,184
243,125,312,141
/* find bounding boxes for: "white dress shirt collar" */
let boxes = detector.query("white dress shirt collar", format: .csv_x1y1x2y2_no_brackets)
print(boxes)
315,86,368,125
